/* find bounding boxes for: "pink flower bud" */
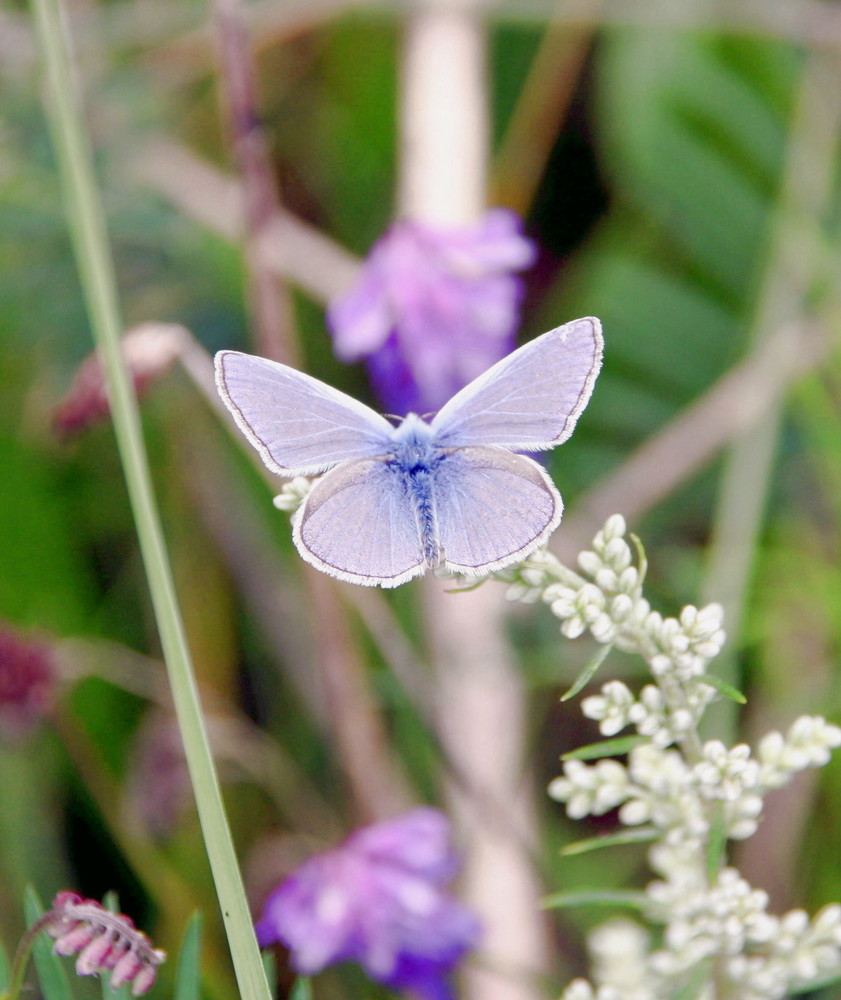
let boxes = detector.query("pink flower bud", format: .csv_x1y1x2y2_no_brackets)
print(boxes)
44,891,165,995
52,923,96,956
53,322,186,437
76,933,114,976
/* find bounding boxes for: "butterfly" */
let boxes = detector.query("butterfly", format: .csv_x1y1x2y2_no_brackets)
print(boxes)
214,316,603,588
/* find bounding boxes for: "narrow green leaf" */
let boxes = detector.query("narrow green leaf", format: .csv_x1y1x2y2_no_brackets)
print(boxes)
540,890,648,911
561,643,614,701
706,803,729,881
0,939,10,991
629,532,648,586
174,912,203,1000
446,576,486,593
673,960,713,1000
261,950,276,997
788,966,841,993
562,735,646,761
290,977,314,1000
561,827,658,856
696,673,747,704
24,887,72,1000
29,0,272,996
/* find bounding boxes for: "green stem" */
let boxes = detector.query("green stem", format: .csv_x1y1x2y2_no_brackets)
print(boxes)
0,915,55,1000
28,3,270,999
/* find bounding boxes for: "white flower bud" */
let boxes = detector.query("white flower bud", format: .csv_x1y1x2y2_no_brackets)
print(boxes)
561,616,587,639
610,594,634,621
617,566,640,593
560,979,596,1000
578,550,603,576
603,537,632,570
595,568,619,592
603,514,627,540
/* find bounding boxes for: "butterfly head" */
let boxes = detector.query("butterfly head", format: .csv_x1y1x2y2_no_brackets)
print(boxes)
389,413,440,471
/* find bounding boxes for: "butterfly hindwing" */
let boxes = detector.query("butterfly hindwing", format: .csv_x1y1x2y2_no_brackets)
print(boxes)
293,458,427,587
430,317,603,452
433,447,562,575
215,351,395,476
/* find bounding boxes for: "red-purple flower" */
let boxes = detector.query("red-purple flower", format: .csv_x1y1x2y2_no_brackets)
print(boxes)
328,210,536,415
0,624,56,740
255,808,480,1000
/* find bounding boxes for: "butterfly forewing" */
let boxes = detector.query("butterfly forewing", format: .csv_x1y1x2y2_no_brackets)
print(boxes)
433,447,562,574
293,458,427,587
215,351,395,476
430,317,603,452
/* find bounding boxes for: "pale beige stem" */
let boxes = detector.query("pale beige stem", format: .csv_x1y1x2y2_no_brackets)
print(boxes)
129,136,360,303
211,0,299,364
400,2,552,997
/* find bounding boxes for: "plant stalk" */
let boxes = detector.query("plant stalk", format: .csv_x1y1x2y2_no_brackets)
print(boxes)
29,2,270,997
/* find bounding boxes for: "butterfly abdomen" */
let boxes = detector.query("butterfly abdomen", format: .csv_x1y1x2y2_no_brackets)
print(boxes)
407,463,441,567
388,422,444,568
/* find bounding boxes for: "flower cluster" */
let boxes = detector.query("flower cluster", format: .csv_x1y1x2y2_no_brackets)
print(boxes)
271,476,312,512
44,891,165,996
501,516,841,1000
501,516,726,747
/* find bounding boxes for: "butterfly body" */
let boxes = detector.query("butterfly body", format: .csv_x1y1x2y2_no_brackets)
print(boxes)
215,317,603,588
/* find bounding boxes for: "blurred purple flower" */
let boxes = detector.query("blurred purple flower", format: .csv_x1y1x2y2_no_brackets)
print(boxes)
126,710,193,836
255,807,480,1000
328,210,536,415
0,624,56,741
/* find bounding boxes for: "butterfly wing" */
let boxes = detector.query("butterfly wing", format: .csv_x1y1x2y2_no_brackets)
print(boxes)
215,351,395,476
433,447,562,575
429,317,603,451
293,458,427,587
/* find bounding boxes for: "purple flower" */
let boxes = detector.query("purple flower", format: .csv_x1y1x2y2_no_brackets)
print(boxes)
255,808,480,1000
328,210,536,415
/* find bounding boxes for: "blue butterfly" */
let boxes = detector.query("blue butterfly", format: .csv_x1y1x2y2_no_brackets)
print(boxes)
215,316,603,588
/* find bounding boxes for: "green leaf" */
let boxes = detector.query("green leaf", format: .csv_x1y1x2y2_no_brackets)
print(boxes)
562,735,646,761
561,827,658,856
543,30,803,518
261,950,276,997
697,673,747,704
788,967,841,994
174,912,203,1000
24,887,72,1000
289,977,314,1000
0,938,9,991
629,532,648,586
561,643,614,701
706,803,729,881
597,31,797,297
445,576,487,594
540,890,648,911
673,960,714,1000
